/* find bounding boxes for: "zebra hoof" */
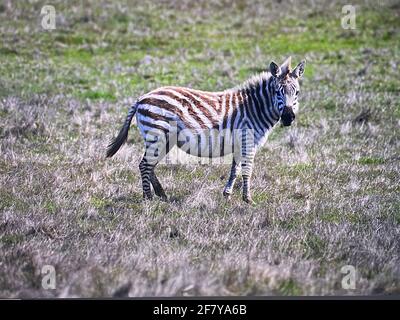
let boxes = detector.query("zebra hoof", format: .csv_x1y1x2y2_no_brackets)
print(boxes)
143,193,153,201
243,197,256,205
223,191,232,199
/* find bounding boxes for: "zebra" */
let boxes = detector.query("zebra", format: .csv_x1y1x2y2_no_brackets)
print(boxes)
106,57,306,204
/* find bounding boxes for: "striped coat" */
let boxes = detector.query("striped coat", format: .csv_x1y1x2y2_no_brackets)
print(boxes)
107,57,306,203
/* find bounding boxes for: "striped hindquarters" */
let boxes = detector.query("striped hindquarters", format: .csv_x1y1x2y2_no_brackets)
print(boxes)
136,86,224,132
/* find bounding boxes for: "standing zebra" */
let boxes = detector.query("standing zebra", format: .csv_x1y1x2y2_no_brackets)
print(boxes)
107,57,306,203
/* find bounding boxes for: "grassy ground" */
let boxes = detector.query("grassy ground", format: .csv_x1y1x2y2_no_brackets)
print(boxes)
0,0,399,297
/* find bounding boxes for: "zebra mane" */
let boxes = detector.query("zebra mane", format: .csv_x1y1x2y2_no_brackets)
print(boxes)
227,71,273,93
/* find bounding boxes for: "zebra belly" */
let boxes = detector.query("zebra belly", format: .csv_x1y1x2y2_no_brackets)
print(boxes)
175,128,236,158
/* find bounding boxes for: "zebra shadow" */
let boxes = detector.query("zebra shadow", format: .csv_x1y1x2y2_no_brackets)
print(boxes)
107,193,143,210
110,192,189,206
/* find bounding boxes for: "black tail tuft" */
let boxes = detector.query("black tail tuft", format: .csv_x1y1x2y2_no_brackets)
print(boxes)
106,125,129,158
106,103,137,158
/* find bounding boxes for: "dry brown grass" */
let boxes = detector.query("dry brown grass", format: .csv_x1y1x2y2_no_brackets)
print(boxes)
0,0,399,297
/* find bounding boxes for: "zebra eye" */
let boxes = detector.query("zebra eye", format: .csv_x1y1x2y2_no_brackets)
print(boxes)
295,90,300,95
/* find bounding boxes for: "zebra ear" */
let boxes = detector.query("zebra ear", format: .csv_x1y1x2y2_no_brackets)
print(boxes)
269,61,281,78
291,60,306,78
280,56,292,75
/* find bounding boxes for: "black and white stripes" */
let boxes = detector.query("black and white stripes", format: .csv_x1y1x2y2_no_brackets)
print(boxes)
107,57,306,203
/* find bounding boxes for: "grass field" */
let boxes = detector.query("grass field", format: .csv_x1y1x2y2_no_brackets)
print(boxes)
0,0,399,297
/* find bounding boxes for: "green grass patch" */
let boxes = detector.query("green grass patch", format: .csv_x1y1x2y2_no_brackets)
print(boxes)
0,47,18,55
278,163,314,178
90,196,112,210
44,200,58,214
0,190,27,210
358,157,385,165
277,278,303,295
0,234,25,246
80,90,116,101
320,209,342,224
303,234,327,259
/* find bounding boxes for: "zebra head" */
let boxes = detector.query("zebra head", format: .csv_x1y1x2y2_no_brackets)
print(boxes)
270,57,306,126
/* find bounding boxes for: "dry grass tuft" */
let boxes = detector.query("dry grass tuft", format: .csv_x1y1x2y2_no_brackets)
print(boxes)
0,0,399,297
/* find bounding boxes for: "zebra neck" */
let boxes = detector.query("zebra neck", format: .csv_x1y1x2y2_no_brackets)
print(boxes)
234,74,280,132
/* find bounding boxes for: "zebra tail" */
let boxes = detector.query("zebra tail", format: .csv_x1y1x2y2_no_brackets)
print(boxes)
106,103,138,158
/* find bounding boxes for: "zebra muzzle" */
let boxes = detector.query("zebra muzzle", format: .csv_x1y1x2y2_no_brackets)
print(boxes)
281,106,295,126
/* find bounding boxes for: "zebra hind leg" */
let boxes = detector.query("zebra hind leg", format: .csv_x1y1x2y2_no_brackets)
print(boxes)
151,135,174,200
139,157,154,200
150,171,167,200
139,157,167,200
140,135,173,201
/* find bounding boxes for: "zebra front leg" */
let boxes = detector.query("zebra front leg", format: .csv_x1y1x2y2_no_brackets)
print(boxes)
242,173,255,204
223,159,241,199
241,144,256,205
